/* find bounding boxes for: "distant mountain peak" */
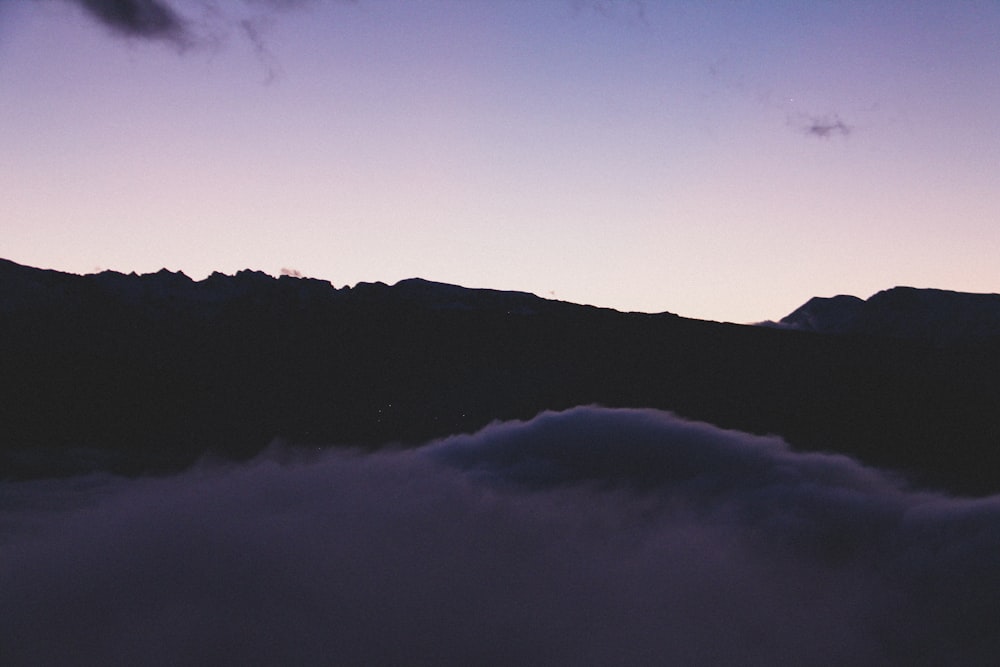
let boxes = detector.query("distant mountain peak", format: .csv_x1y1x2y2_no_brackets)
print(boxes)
390,277,555,314
777,294,864,334
771,286,1000,344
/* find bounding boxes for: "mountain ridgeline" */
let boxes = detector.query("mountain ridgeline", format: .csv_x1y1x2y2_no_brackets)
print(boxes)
2,258,999,495
769,286,1000,344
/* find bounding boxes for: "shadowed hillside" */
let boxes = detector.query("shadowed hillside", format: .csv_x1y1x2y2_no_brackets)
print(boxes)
771,286,1000,344
2,259,999,495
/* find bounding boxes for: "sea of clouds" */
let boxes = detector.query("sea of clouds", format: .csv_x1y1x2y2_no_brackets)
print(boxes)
3,406,999,666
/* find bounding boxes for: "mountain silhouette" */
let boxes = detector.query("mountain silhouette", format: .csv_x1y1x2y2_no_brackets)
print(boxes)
2,258,999,495
772,286,1000,345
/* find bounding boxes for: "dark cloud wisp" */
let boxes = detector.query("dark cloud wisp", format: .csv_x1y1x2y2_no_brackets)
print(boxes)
53,0,322,57
2,407,999,666
794,112,852,138
72,0,187,41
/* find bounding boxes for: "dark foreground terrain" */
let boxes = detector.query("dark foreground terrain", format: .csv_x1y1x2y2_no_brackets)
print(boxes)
2,258,999,495
4,259,1000,666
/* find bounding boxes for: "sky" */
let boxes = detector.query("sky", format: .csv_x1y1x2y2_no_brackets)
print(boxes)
2,0,999,322
4,406,1000,665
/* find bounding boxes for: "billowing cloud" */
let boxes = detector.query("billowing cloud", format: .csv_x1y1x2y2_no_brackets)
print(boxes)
2,407,999,665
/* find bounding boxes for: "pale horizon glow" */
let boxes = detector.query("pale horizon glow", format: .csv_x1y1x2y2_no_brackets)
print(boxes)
2,1,999,322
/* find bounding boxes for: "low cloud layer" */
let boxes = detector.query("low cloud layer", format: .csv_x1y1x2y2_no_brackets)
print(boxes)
3,407,999,665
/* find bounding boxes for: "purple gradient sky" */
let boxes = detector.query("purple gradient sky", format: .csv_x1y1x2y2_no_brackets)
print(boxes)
2,1,999,322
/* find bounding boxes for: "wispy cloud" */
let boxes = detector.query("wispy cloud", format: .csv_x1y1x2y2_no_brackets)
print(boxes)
790,112,852,139
48,0,326,75
69,0,188,44
708,60,857,141
39,0,644,82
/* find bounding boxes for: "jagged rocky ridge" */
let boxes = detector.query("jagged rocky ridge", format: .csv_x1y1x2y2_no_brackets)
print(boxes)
2,258,999,495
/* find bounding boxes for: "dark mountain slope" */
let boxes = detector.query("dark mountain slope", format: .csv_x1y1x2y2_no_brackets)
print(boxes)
2,259,999,495
773,286,1000,345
